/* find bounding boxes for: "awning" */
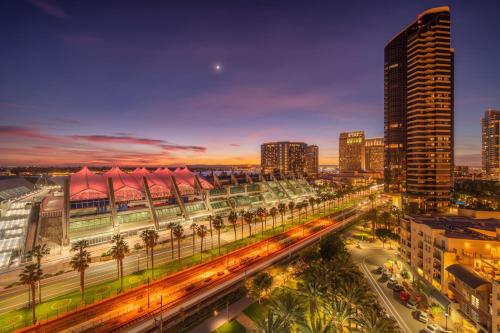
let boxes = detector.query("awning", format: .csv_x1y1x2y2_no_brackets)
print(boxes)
430,289,451,309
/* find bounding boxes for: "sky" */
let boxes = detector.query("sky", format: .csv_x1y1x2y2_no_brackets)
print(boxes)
1,0,499,167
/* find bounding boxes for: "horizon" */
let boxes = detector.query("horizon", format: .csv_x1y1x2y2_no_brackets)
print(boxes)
1,1,500,167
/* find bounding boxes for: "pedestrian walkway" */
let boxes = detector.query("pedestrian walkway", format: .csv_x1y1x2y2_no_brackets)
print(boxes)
235,313,257,332
189,297,253,333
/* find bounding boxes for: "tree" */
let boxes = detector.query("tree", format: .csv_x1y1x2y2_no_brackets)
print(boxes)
254,310,285,333
244,211,254,237
278,203,286,229
309,197,316,215
70,240,91,303
288,201,295,224
189,223,198,256
173,224,185,263
366,208,378,241
270,289,303,332
380,211,392,230
227,210,239,240
270,207,278,230
212,215,225,255
247,272,273,304
298,279,324,317
327,299,354,333
355,308,397,332
19,264,42,324
239,209,246,238
319,233,346,261
196,225,208,260
110,234,130,291
368,192,377,209
166,222,177,260
256,207,267,236
302,199,309,219
29,243,50,304
207,214,214,245
140,229,159,278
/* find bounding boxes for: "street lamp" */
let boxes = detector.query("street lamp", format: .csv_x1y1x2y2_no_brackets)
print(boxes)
444,311,449,330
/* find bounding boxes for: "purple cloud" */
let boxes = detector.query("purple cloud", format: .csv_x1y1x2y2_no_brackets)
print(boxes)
30,0,69,19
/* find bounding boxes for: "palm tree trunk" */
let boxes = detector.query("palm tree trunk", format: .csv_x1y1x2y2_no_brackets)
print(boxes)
241,217,244,239
37,280,41,304
170,230,174,259
233,226,237,241
116,260,120,281
217,231,221,255
120,259,124,291
151,247,155,279
200,238,204,260
31,284,36,324
177,239,181,263
192,233,195,256
146,247,149,270
80,271,85,302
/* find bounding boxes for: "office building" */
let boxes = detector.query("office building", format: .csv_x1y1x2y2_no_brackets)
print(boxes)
482,109,500,179
365,137,384,172
384,7,454,210
339,131,365,172
261,142,308,176
304,145,319,177
400,214,500,332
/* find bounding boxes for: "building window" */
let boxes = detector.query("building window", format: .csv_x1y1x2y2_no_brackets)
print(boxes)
471,294,479,309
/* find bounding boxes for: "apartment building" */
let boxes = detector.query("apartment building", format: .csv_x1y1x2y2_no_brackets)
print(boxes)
400,215,500,332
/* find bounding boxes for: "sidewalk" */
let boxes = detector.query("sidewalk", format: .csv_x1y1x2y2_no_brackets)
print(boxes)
189,297,254,333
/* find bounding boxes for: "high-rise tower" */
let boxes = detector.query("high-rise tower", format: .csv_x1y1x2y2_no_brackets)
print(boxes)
482,109,500,179
384,7,454,210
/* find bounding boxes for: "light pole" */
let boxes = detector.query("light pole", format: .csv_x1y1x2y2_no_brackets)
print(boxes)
445,311,448,330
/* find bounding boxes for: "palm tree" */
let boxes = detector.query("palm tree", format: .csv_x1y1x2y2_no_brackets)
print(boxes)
380,211,391,230
278,203,286,229
70,240,91,303
269,207,278,231
140,229,159,278
366,208,378,241
212,215,225,255
207,214,214,245
189,223,197,256
196,225,208,260
298,279,324,319
254,309,285,333
288,201,295,224
29,243,50,304
296,202,303,223
302,200,309,219
327,299,353,332
166,222,177,260
227,210,239,241
309,197,316,215
173,224,185,263
110,234,130,291
244,211,254,237
368,192,377,209
356,308,397,333
239,209,246,239
19,264,42,324
270,289,303,332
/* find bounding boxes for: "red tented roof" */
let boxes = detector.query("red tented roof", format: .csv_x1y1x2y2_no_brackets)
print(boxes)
132,168,171,198
105,167,143,201
174,167,214,190
70,166,108,200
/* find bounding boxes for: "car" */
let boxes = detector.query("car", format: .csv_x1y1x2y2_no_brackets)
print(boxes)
374,266,384,274
417,311,429,323
405,299,417,309
382,272,392,279
387,280,397,289
393,284,404,293
424,324,442,332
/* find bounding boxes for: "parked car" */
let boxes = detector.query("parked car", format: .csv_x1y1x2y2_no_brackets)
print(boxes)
417,311,429,323
424,324,442,332
374,266,384,274
393,284,404,293
382,272,392,279
405,298,417,309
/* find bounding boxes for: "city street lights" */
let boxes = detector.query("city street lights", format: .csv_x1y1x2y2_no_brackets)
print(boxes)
445,311,449,330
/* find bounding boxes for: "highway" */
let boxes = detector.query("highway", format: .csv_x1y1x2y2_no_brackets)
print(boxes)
17,203,368,333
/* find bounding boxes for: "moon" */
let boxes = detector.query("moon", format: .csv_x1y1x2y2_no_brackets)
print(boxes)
213,62,223,73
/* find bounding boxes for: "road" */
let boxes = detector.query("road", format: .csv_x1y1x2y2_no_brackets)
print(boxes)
0,194,370,315
17,204,367,333
350,242,428,333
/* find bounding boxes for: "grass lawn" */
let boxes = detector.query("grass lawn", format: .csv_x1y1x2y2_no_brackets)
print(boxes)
0,196,368,332
213,320,246,333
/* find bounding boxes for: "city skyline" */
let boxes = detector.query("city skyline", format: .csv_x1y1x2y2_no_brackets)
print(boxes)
1,1,500,166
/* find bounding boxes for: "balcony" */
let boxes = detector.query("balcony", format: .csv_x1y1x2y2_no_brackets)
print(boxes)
433,251,441,260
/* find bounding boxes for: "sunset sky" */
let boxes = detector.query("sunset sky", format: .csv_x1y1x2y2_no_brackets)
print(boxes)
1,0,499,166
